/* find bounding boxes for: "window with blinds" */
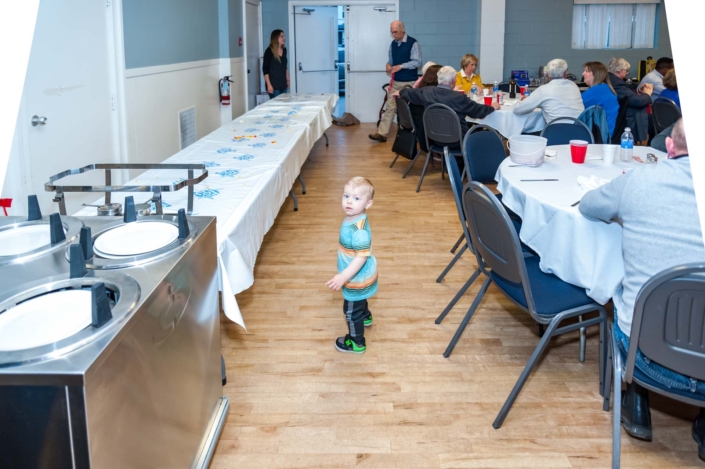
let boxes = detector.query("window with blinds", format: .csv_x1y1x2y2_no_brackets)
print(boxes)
572,3,658,49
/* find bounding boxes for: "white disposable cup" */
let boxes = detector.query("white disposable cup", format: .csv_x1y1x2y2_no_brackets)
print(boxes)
483,88,490,96
602,145,618,164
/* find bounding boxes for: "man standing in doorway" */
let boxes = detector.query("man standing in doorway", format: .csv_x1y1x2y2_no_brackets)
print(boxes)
368,20,422,143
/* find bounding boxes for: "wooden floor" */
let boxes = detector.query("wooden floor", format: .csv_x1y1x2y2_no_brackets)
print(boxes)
213,124,702,468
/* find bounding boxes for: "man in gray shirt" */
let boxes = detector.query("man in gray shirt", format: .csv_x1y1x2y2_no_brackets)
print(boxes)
514,58,584,123
580,119,705,459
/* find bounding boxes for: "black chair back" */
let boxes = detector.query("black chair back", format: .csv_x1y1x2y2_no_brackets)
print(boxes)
540,117,594,145
611,96,630,144
462,126,506,183
408,103,429,153
396,98,415,131
423,103,463,151
626,263,705,383
652,98,682,135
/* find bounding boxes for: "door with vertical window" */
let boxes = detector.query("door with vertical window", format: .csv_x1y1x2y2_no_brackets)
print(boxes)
345,5,396,123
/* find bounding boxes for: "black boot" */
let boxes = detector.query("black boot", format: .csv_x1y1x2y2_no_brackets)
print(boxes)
692,409,705,462
621,383,652,441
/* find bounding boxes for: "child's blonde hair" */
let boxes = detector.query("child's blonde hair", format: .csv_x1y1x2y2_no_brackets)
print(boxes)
346,177,374,199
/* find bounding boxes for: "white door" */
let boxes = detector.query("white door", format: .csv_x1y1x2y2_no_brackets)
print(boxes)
345,5,395,123
8,0,120,216
245,1,262,110
293,6,338,95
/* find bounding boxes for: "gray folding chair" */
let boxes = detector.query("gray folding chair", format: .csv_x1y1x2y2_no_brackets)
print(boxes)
415,104,463,193
460,182,607,429
604,263,705,468
540,117,594,146
652,98,682,135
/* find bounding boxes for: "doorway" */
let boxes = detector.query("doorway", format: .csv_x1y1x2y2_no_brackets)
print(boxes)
245,0,263,111
289,1,399,123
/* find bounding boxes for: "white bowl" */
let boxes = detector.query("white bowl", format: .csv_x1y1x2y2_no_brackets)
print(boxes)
507,135,547,167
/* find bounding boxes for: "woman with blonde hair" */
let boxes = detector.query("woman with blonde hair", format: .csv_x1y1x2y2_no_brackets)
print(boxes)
581,61,619,137
262,29,289,98
454,54,483,93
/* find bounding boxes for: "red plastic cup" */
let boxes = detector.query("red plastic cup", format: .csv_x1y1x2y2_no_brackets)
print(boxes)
519,85,526,95
483,95,493,106
570,140,589,164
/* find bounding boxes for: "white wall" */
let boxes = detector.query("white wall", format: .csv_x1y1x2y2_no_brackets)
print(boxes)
124,58,247,166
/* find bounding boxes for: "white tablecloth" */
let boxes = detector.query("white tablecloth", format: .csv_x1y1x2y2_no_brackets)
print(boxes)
75,93,338,328
495,144,667,305
466,97,545,138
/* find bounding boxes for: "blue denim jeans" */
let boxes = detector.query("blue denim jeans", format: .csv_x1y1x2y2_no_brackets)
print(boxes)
268,89,288,99
614,314,705,396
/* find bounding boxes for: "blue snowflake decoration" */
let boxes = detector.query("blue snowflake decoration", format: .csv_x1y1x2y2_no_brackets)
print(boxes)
255,121,265,124
264,114,273,118
202,161,221,167
248,142,267,148
271,110,280,113
245,128,260,132
287,111,297,116
216,148,237,154
150,200,172,212
216,169,240,178
194,188,220,199
292,106,302,111
233,154,255,161
261,133,275,137
269,124,284,129
172,178,185,185
279,117,289,122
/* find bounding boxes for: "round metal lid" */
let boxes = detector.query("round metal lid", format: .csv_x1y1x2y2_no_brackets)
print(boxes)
0,216,83,267
0,272,140,367
73,215,198,270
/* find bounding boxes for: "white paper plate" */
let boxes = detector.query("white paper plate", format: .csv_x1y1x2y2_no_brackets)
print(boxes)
0,290,93,351
0,224,62,256
94,222,179,258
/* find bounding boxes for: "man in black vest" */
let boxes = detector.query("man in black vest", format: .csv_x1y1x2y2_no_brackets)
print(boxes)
369,20,422,143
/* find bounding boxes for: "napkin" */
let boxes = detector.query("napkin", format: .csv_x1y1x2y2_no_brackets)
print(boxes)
577,175,610,193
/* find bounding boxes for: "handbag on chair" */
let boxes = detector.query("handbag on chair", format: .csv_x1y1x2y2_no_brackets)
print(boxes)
391,125,417,160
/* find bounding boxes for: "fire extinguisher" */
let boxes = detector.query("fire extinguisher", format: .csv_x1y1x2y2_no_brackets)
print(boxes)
219,76,233,105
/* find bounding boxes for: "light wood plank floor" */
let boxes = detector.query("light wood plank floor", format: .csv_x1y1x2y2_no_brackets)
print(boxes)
213,124,702,468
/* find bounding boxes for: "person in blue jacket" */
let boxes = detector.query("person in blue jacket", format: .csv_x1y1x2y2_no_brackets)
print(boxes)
659,69,681,110
581,61,619,139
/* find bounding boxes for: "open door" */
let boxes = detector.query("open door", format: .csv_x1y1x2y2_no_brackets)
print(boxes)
245,0,262,110
293,6,338,95
345,5,396,123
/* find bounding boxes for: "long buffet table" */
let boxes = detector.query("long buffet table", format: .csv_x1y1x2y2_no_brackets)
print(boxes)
75,94,338,328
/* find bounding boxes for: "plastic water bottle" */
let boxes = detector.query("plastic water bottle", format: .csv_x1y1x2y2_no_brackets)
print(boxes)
493,81,499,93
523,87,530,98
620,127,634,163
470,83,477,97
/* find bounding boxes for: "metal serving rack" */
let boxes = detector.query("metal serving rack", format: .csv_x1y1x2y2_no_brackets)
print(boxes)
44,163,208,216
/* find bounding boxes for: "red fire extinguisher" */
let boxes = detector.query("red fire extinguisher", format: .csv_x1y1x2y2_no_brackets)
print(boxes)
219,76,233,105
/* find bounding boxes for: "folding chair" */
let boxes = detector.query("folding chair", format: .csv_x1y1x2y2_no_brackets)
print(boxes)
540,117,594,146
460,182,607,429
604,263,705,468
651,98,682,135
390,98,421,170
413,104,463,193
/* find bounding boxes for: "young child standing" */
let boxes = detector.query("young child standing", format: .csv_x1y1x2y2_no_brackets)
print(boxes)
325,177,378,354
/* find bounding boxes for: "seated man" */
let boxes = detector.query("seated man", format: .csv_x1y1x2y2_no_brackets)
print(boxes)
514,58,584,123
638,57,673,101
579,119,705,460
392,65,498,143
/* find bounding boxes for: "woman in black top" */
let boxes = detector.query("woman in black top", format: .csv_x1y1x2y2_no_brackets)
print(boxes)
263,29,289,98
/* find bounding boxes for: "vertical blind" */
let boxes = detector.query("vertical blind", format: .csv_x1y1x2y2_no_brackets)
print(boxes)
572,3,658,49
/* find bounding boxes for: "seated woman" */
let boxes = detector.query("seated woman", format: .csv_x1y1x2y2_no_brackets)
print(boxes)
454,54,483,94
408,64,443,157
413,61,436,88
607,58,653,145
659,69,680,109
581,61,619,138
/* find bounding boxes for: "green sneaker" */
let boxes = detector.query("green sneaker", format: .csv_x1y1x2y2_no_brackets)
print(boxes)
364,313,373,327
335,336,366,354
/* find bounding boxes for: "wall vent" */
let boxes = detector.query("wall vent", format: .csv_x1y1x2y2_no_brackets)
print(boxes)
179,107,196,150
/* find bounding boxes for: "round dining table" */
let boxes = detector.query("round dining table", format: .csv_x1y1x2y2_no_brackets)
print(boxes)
495,144,668,305
466,95,545,138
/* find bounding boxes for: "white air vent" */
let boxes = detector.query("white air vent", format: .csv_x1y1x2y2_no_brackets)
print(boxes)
179,107,196,150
